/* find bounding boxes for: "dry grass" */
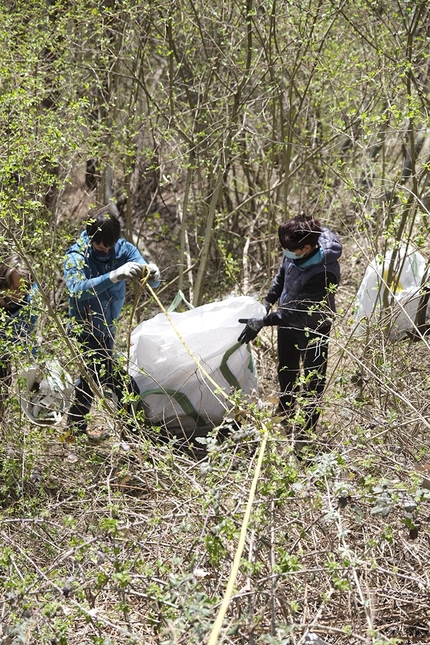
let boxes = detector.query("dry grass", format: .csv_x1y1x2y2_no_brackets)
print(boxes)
1,245,430,644
0,371,429,645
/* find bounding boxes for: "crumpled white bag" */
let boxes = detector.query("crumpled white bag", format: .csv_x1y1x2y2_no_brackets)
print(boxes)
128,296,266,433
354,246,429,339
18,360,74,426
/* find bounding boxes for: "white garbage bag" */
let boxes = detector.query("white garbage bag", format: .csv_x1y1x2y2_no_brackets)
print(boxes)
18,359,74,426
354,246,429,339
128,296,266,433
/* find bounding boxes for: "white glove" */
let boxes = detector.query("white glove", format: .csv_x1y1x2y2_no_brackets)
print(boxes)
110,262,142,283
146,262,161,282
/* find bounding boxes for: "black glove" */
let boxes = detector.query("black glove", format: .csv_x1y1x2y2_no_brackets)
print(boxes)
237,318,264,344
262,299,272,314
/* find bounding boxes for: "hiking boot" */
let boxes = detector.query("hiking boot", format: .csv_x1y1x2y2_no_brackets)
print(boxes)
60,427,110,445
85,428,110,444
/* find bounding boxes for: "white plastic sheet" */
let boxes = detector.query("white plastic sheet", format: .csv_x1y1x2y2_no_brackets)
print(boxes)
128,296,266,432
18,360,74,426
354,247,429,339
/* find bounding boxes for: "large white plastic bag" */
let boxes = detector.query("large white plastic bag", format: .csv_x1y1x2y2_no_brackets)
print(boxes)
354,247,429,339
128,296,266,432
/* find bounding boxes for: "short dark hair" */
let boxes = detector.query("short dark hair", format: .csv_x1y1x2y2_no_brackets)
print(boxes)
86,205,121,247
278,214,322,251
0,252,31,290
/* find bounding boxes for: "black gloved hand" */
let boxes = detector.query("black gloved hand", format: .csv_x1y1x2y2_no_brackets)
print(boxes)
237,318,264,344
262,299,272,314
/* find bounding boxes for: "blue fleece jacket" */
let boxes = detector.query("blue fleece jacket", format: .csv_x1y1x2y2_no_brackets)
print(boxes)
64,231,160,338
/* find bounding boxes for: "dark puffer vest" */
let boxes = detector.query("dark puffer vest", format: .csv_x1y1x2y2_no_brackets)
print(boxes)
264,228,342,332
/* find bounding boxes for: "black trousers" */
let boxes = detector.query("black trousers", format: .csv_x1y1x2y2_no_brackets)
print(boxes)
67,334,139,434
277,326,330,431
0,355,11,408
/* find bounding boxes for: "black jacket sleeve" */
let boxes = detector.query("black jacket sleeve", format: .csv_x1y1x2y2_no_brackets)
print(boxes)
263,271,338,329
264,263,285,305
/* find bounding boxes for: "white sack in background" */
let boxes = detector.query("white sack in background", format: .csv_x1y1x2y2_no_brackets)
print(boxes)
128,296,266,432
19,360,74,426
354,247,429,339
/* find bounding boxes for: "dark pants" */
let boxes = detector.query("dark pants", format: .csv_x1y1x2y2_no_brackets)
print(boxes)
0,355,11,411
67,334,140,434
277,326,330,431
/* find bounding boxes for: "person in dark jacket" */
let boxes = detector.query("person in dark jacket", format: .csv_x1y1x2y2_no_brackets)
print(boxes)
0,252,38,411
64,205,161,441
238,213,342,433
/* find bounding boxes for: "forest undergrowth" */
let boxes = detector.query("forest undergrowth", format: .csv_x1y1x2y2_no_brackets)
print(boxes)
1,232,429,645
1,1,430,641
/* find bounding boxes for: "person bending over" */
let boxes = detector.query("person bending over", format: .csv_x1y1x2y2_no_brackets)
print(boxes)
64,205,161,442
238,213,342,434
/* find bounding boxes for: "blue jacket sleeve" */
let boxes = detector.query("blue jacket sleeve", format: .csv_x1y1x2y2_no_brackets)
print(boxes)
64,240,160,302
64,253,114,302
121,242,161,289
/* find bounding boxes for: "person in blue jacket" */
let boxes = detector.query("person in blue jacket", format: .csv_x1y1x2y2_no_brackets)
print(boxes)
64,206,161,441
0,251,38,411
238,213,342,435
